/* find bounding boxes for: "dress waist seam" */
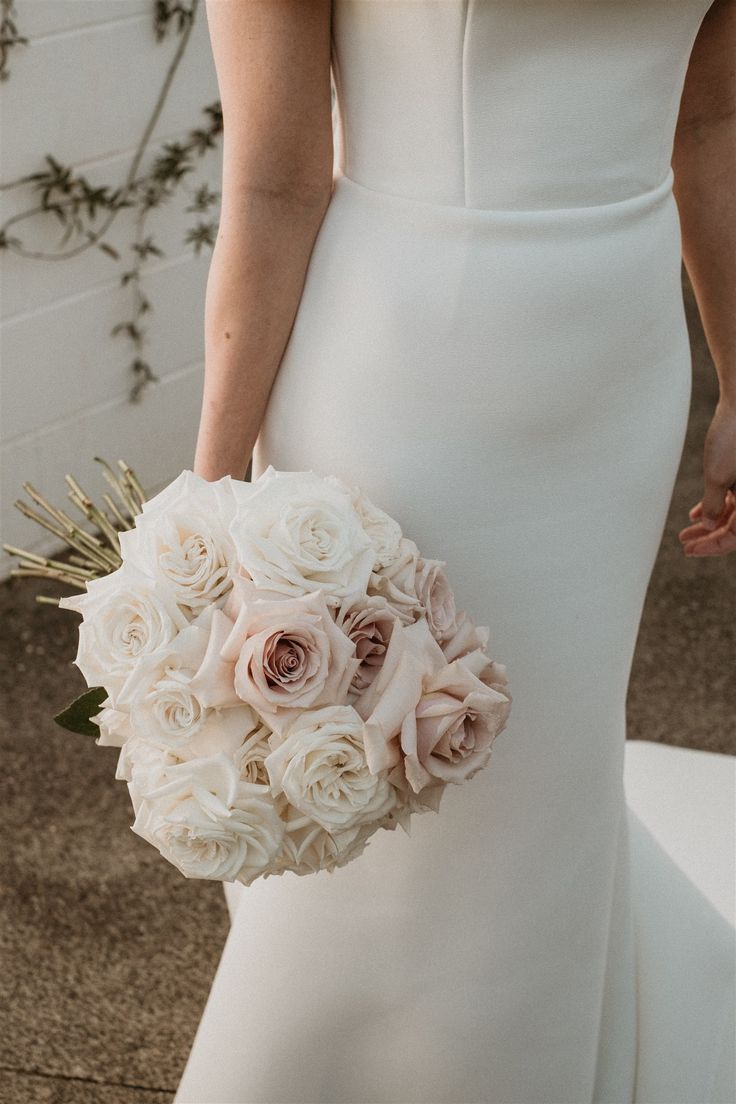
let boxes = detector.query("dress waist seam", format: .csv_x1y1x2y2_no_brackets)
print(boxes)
331,167,676,221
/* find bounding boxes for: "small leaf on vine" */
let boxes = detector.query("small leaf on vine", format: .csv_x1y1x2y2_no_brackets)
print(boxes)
186,184,220,213
132,236,164,261
184,221,217,254
98,242,121,260
0,0,29,81
129,358,159,403
111,322,142,342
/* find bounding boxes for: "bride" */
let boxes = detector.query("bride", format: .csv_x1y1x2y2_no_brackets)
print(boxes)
177,1,735,1102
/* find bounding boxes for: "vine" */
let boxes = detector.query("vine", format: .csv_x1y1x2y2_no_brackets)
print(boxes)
0,0,222,401
0,0,27,81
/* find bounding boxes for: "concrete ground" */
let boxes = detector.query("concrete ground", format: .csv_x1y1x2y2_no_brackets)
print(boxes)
1,270,734,1104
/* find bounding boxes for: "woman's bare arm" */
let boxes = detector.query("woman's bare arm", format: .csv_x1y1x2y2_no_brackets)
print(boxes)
672,0,736,550
193,0,334,481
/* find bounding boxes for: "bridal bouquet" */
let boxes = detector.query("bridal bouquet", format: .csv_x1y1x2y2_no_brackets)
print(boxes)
11,464,512,885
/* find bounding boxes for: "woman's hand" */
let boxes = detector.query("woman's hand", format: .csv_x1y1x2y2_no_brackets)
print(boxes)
679,398,736,556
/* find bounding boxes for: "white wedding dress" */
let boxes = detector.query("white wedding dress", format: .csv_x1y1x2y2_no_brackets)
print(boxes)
175,2,735,1101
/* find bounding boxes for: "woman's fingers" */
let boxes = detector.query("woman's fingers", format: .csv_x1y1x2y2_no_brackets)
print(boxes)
679,489,735,543
681,496,736,555
683,525,736,556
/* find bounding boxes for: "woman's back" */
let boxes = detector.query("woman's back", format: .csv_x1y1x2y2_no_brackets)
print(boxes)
329,0,709,209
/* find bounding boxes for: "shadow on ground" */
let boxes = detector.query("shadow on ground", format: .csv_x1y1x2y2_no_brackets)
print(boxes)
1,272,734,1104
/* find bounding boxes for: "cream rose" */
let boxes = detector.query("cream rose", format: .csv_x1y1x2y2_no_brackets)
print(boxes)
348,485,403,570
91,698,134,748
58,564,188,698
118,470,237,618
414,557,459,642
262,803,378,879
325,818,383,872
178,705,267,768
116,606,243,751
263,705,397,833
129,753,284,883
116,732,177,786
231,720,275,787
220,587,360,717
228,467,375,607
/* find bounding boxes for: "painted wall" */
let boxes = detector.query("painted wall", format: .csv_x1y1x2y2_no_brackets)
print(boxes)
1,1,222,577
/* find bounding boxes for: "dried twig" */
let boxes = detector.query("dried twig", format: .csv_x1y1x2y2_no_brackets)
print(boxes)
2,458,147,603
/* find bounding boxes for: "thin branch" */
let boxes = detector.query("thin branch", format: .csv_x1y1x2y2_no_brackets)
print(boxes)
0,1,199,261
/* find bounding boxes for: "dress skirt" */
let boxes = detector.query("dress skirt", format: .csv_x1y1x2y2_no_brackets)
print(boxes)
174,168,735,1103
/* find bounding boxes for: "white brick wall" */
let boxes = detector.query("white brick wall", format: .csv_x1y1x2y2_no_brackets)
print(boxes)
0,0,222,578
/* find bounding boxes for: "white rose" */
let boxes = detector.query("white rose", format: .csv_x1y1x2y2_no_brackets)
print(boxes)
348,486,403,570
91,698,134,748
264,803,380,879
117,734,177,787
228,467,375,607
231,719,275,787
129,753,284,883
132,665,207,747
118,470,237,618
58,564,188,698
327,817,384,871
263,704,396,833
179,704,266,764
116,606,243,751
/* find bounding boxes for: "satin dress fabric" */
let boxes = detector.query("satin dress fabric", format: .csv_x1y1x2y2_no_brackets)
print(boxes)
175,3,735,1101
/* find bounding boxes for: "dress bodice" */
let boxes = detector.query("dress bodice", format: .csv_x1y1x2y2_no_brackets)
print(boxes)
330,0,713,210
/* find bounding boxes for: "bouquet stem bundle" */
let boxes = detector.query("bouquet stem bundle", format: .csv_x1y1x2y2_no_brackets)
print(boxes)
2,458,146,603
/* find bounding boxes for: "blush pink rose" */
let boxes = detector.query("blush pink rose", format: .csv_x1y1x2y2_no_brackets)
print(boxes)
366,537,424,625
414,557,458,642
354,615,511,797
333,593,399,696
352,616,447,776
440,609,490,662
219,587,360,717
400,660,511,794
440,611,512,703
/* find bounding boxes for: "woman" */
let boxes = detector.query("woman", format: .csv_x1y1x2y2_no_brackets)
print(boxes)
178,1,735,1101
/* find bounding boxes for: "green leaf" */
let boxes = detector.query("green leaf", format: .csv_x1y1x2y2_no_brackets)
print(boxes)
54,686,108,737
